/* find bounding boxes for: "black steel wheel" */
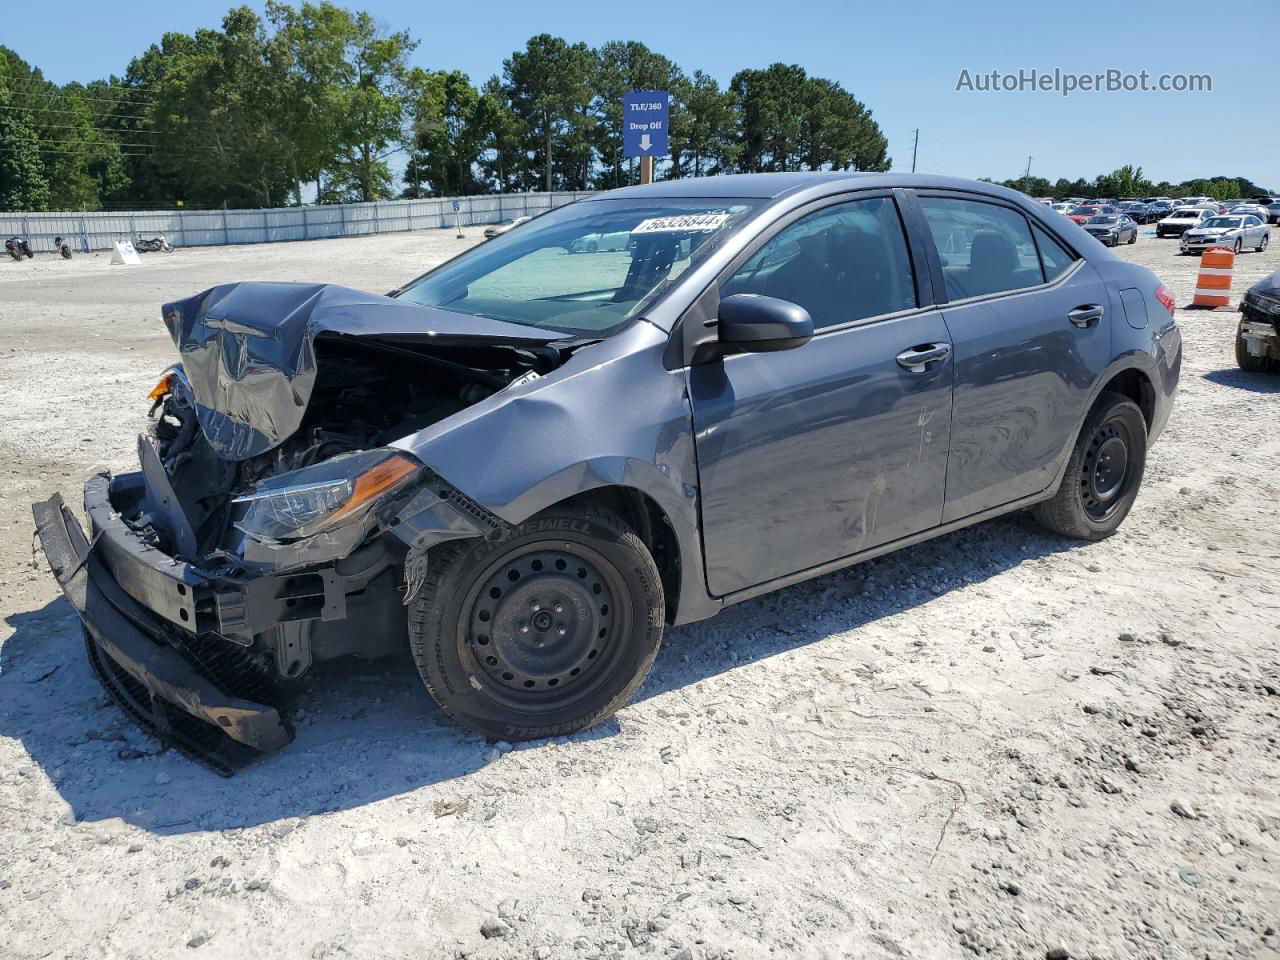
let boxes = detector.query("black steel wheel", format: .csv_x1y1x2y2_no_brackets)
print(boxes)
1079,419,1136,522
408,505,664,740
1033,392,1148,540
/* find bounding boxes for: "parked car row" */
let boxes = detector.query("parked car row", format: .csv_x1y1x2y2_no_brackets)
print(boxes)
1041,195,1276,255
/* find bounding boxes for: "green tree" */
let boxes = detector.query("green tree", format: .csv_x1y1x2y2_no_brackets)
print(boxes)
402,68,486,196
670,70,738,178
319,8,415,201
0,48,51,210
731,63,807,171
503,34,594,191
474,75,522,192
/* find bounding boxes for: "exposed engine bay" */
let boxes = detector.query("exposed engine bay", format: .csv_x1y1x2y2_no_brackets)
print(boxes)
140,333,558,566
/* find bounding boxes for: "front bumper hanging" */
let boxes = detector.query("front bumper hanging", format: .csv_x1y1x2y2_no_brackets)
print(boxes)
32,491,294,776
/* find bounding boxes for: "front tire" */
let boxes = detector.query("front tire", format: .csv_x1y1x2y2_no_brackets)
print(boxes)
408,505,664,741
1233,238,1243,254
1236,329,1276,372
1033,392,1147,541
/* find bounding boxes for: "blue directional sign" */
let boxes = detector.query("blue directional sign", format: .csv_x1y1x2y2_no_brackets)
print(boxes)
623,91,669,158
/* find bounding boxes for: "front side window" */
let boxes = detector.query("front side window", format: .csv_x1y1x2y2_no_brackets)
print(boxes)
721,196,917,329
396,198,762,336
918,197,1044,300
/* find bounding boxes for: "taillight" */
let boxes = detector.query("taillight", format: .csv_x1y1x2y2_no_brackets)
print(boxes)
1154,283,1176,318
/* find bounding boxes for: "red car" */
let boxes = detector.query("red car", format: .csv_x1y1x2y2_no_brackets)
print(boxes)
1068,205,1120,225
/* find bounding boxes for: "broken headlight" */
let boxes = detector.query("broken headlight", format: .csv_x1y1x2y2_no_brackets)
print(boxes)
232,449,420,542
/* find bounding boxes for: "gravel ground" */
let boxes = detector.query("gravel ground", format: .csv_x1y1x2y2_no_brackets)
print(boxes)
1,225,1278,960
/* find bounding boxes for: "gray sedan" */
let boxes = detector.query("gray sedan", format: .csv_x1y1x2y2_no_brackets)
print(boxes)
1180,215,1271,255
33,173,1182,767
1083,214,1138,246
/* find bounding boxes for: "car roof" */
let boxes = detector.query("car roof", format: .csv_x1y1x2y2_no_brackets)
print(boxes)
588,171,1033,203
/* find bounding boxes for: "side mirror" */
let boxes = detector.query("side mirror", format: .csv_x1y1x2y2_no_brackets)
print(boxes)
716,294,814,355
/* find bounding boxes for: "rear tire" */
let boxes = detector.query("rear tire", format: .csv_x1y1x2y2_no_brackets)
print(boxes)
1256,234,1268,253
408,505,664,741
1033,392,1147,541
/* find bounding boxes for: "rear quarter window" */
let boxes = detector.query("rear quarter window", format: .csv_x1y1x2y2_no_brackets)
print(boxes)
919,197,1044,300
1032,224,1077,282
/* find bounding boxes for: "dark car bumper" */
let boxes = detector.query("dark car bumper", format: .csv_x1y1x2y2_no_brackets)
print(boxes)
32,476,300,774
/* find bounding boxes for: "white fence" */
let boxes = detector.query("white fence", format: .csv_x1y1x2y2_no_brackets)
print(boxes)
0,191,595,253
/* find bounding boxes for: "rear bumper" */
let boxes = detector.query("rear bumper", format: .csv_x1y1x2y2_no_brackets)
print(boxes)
33,486,295,774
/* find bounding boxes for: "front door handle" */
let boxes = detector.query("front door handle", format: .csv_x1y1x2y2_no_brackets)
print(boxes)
895,342,951,372
1068,304,1104,328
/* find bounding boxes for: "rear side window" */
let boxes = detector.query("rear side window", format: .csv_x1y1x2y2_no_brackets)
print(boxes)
1032,224,1076,282
918,197,1044,300
723,196,917,329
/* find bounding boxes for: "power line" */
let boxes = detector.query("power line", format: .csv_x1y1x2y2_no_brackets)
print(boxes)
0,104,160,124
3,88,158,109
3,76,160,95
23,136,186,150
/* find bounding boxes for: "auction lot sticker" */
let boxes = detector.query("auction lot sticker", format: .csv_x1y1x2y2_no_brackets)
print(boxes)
633,212,730,234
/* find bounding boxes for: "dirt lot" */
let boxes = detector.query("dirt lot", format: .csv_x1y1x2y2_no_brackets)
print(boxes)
2,225,1278,960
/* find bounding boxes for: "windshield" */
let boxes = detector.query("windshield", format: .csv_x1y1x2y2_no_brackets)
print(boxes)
1202,218,1242,229
1087,216,1119,225
1069,207,1096,215
395,198,763,336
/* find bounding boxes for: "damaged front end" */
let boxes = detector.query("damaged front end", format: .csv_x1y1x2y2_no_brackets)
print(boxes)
34,282,575,773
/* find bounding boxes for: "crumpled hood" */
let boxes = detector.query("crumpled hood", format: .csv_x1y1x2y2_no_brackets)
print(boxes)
163,282,563,461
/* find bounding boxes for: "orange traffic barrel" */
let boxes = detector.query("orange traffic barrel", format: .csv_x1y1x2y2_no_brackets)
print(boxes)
1190,247,1234,309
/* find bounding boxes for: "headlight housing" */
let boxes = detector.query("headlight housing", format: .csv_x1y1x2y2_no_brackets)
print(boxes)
232,449,420,542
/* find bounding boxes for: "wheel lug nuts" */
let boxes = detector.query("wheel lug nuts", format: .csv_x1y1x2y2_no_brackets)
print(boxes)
554,604,564,614
558,627,567,636
520,623,530,634
531,602,541,611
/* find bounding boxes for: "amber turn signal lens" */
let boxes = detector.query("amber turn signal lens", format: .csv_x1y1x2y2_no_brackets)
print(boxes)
148,371,175,402
329,453,419,523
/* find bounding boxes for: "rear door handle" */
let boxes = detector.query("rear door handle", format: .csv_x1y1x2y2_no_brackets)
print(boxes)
1068,304,1104,328
895,342,951,372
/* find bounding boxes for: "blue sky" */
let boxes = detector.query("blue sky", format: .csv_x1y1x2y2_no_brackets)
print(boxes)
9,0,1278,190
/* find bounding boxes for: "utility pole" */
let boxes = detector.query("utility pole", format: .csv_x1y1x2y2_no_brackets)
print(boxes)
911,129,919,173
1024,155,1033,178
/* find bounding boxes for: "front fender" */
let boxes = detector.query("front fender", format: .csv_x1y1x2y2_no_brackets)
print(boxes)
391,321,720,626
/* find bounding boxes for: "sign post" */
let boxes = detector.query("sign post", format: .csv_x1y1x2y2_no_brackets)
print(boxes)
622,91,669,185
452,198,463,238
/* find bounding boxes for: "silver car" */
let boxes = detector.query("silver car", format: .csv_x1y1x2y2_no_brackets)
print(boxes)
1180,215,1270,255
483,216,531,240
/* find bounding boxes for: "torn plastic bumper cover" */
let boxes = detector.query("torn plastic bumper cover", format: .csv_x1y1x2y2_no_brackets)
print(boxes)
31,466,500,771
32,489,293,775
